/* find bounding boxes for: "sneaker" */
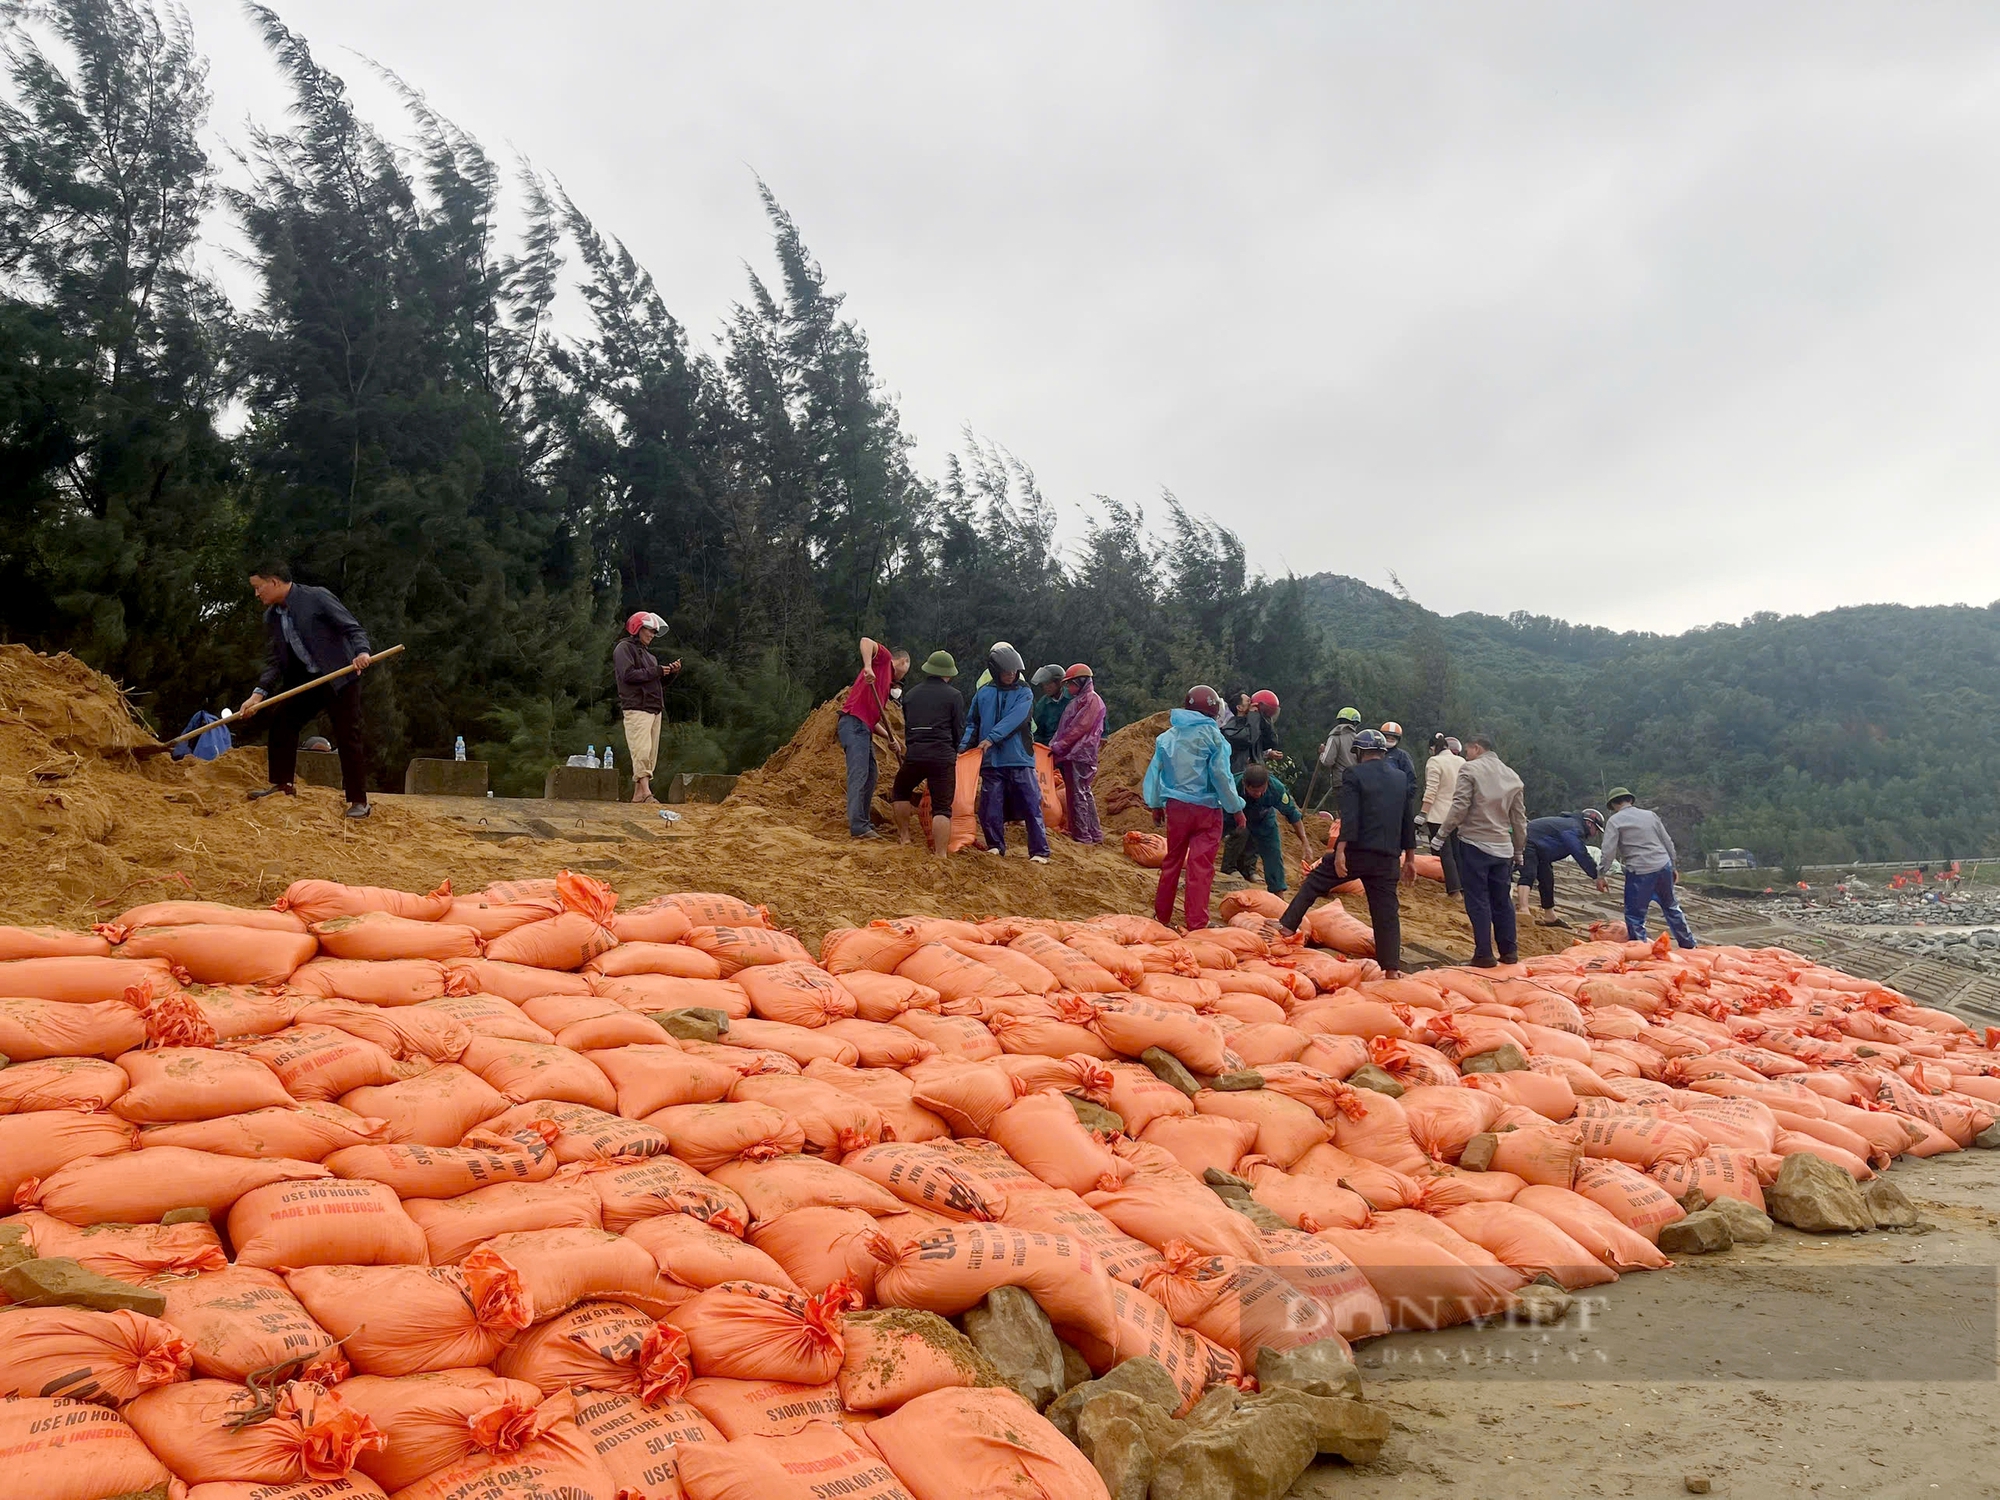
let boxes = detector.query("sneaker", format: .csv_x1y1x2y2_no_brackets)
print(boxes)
1469,957,1498,969
1499,951,1520,965
1030,855,1049,865
987,847,1004,856
344,802,372,820
850,829,881,840
248,784,295,801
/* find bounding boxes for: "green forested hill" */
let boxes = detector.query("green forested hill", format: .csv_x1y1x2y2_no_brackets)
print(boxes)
1297,576,2000,868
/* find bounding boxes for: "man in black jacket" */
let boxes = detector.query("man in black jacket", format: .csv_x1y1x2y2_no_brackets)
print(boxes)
1278,728,1416,975
891,651,966,860
239,562,375,818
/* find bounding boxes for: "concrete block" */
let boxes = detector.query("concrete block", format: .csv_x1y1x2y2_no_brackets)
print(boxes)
296,748,344,789
544,765,620,801
405,757,489,797
665,772,739,804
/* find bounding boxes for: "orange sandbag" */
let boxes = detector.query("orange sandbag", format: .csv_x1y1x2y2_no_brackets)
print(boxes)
627,1213,798,1294
342,1064,510,1145
942,938,1059,996
609,904,697,947
1096,1062,1192,1138
1315,1222,1517,1331
1137,1114,1258,1179
0,924,113,958
0,993,148,1060
287,1261,529,1376
1083,1179,1266,1261
444,958,592,1003
112,1045,298,1123
835,1309,991,1412
388,1393,621,1500
288,958,448,1005
1123,830,1168,867
574,1390,724,1500
403,1179,604,1265
889,1009,1002,1061
1436,1201,1620,1289
1056,1279,1235,1412
1487,1124,1586,1188
276,879,453,924
0,1109,133,1203
16,1211,226,1280
1326,1086,1431,1174
497,1303,692,1403
461,1035,616,1111
125,1378,385,1485
894,943,1026,1009
728,1074,882,1156
1008,931,1122,994
820,923,925,976
487,1099,670,1163
1258,1227,1392,1342
1193,1089,1330,1168
1242,1162,1373,1232
675,1419,913,1500
448,893,563,940
156,1266,342,1382
323,1133,557,1199
839,971,941,1022
335,1369,547,1492
229,1025,405,1102
1305,901,1375,958
1396,1087,1505,1164
645,893,771,929
1573,1114,1707,1169
0,1395,175,1500
18,1147,327,1224
1511,1185,1671,1271
1089,996,1230,1075
1462,1069,1578,1121
645,1101,806,1172
819,1017,938,1069
1649,1148,1771,1209
839,1143,1007,1221
710,1156,900,1227
871,1225,1116,1340
487,911,619,971
862,1387,1108,1500
0,1307,191,1404
589,1044,738,1118
1139,1243,1340,1365
681,1376,845,1440
1290,1142,1424,1211
292,1000,471,1064
586,942,726,983
230,1178,429,1270
904,1060,1020,1136
726,965,857,1027
587,1156,752,1235
311,912,481,963
116,924,317,986
1570,1159,1687,1243
675,1281,849,1386
749,1207,892,1302
987,1090,1124,1195
0,954,177,1004
482,1227,663,1320
685,926,817,977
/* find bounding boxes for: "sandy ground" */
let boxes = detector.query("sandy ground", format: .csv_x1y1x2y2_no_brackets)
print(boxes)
1294,1152,2000,1499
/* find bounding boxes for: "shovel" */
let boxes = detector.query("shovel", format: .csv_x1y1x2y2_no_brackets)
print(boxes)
142,644,406,756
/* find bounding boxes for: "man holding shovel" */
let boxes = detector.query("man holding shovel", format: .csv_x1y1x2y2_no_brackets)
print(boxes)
838,637,909,838
239,562,375,819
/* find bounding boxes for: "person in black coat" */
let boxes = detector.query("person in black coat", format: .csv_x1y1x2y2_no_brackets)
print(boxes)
1279,729,1416,975
238,562,375,818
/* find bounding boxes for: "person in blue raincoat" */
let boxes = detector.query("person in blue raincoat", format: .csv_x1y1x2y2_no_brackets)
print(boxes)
1141,685,1245,930
960,643,1050,862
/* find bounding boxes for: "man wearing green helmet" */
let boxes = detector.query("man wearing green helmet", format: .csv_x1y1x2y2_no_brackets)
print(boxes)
1315,706,1364,809
1596,787,1697,948
891,651,966,859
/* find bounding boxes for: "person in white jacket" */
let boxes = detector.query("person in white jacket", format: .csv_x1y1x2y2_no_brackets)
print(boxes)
1420,733,1465,895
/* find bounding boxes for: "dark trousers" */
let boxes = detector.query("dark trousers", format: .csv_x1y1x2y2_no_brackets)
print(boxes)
1459,843,1519,965
1519,842,1560,909
837,712,877,835
1422,822,1463,895
1624,867,1697,948
977,765,1049,857
1283,846,1402,972
1241,819,1289,893
266,682,368,804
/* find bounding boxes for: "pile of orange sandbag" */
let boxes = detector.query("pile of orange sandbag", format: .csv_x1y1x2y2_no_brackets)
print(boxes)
0,872,1991,1500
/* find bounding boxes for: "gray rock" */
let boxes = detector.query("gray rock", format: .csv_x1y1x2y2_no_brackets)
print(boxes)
1076,1390,1182,1500
1179,1384,1243,1433
1045,1356,1183,1442
1248,1388,1391,1464
1067,1096,1126,1136
1456,1132,1498,1173
1343,1063,1405,1098
649,1008,727,1043
1862,1177,1918,1228
1704,1193,1773,1245
1141,1047,1202,1098
0,1257,167,1316
1150,1399,1319,1500
1766,1153,1873,1233
1059,1339,1094,1394
1511,1281,1573,1324
1208,1070,1267,1092
1658,1210,1734,1255
1457,1042,1529,1074
1225,1197,1291,1234
1976,1122,2000,1150
1677,1186,1710,1213
962,1286,1064,1410
1255,1337,1362,1398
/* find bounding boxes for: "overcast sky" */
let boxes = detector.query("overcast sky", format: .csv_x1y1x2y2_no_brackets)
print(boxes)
178,1,2000,634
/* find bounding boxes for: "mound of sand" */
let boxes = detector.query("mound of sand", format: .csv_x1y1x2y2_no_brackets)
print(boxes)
725,696,904,829
0,647,1566,958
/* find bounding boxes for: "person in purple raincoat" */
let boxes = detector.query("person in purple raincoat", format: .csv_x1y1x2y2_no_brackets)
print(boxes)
1048,663,1106,844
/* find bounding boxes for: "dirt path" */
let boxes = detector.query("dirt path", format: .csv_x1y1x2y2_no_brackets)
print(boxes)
1295,1152,2000,1498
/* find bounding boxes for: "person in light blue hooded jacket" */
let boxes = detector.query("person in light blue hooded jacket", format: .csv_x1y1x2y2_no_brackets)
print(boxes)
1141,684,1246,930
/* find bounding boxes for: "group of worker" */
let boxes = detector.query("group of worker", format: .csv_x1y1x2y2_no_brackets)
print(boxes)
1139,683,1697,976
834,639,1108,861
231,570,1698,969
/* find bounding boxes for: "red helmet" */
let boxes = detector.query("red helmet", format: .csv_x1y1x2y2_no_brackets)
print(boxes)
1250,689,1280,717
626,611,666,636
1064,663,1093,682
1184,685,1222,719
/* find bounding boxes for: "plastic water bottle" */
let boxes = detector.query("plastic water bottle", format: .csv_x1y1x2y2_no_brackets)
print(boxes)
586,745,599,769
453,736,466,762
603,746,614,771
